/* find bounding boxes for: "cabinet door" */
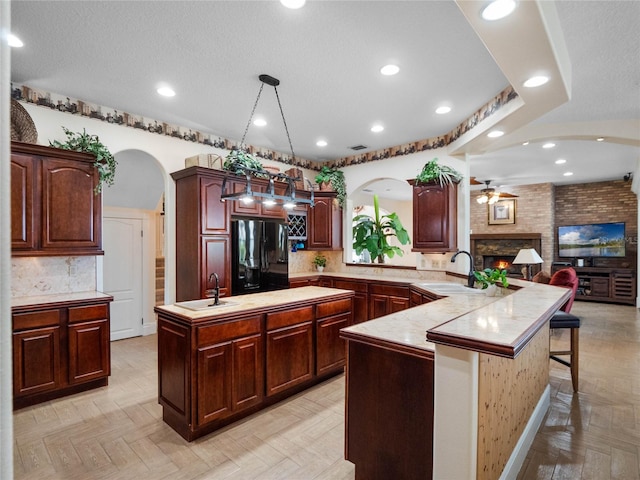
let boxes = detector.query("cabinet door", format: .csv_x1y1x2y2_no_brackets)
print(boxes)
230,180,262,216
11,153,36,250
202,236,231,298
412,182,457,252
68,319,110,384
13,326,62,396
316,313,350,376
308,193,341,250
266,322,314,396
41,157,102,251
389,296,410,313
612,272,636,301
369,294,389,320
201,176,229,235
197,341,233,426
232,334,263,411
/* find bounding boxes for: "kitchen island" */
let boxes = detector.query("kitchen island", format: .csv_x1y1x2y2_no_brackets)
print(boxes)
154,286,354,441
341,280,571,480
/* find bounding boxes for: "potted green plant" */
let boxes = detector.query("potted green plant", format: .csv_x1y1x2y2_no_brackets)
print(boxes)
315,165,346,207
49,127,116,193
224,149,267,177
312,253,327,272
473,268,509,296
352,194,410,264
415,158,462,186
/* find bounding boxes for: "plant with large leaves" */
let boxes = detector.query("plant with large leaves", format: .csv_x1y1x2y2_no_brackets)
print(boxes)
352,194,410,263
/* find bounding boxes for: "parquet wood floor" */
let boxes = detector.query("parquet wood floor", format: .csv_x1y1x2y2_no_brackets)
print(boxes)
13,301,640,479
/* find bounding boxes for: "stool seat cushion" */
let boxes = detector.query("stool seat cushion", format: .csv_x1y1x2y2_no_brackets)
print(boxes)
550,311,581,329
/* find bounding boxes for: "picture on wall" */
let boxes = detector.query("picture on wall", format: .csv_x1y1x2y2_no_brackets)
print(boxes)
488,199,516,225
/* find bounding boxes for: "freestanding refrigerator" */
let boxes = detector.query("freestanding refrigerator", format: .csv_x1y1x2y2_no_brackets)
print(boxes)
231,218,289,295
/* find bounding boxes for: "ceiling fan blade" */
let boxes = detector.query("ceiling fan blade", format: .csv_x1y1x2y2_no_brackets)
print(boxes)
469,176,482,185
498,192,519,198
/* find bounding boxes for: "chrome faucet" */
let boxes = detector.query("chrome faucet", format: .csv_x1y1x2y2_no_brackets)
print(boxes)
451,250,475,288
208,272,220,306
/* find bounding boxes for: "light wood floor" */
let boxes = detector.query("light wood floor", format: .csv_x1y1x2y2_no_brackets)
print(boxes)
13,301,640,479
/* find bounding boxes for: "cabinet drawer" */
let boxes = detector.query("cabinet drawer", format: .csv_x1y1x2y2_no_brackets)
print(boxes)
68,304,109,323
13,309,60,331
369,283,410,298
333,280,367,293
316,298,352,319
266,306,314,330
197,315,262,347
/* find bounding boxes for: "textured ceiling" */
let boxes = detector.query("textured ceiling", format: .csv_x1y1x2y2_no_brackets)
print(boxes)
9,0,640,194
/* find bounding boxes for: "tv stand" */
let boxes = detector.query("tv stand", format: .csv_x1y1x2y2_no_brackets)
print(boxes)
552,266,636,305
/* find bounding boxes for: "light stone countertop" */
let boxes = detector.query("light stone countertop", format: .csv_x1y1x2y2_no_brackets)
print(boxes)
11,290,113,309
155,286,354,322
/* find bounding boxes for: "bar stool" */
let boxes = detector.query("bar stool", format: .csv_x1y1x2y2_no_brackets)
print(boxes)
548,268,581,392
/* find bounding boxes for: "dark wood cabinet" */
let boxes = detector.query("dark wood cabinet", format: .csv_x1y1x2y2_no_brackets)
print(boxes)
229,180,287,219
554,266,636,305
266,306,314,396
12,297,112,409
155,289,353,441
307,191,342,250
333,279,369,324
11,141,102,256
368,283,410,320
411,180,457,253
173,167,231,301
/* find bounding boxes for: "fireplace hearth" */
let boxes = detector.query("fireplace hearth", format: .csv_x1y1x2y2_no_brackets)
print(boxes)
471,233,542,279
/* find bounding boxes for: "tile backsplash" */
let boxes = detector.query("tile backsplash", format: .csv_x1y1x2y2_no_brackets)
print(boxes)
11,256,97,298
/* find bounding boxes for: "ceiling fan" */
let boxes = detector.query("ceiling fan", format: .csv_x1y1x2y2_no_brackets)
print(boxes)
475,180,518,204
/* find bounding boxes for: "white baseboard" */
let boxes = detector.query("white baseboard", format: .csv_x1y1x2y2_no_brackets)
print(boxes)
499,384,550,480
143,321,157,336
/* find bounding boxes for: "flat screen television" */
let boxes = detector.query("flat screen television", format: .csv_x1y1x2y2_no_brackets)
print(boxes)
558,222,626,258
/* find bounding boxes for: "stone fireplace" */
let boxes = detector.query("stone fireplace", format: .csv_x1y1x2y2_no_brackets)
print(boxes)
471,234,542,278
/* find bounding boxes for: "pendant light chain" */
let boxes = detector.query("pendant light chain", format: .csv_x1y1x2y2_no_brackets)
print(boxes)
239,82,265,149
273,86,296,162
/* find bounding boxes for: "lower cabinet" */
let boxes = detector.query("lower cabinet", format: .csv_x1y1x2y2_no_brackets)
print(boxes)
12,297,112,409
368,283,410,320
155,290,354,441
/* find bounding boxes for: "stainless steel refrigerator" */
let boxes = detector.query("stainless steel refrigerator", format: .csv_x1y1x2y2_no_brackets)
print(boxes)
231,219,289,295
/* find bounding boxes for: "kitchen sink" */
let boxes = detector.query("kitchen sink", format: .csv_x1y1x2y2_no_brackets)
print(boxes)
174,299,239,311
417,282,485,295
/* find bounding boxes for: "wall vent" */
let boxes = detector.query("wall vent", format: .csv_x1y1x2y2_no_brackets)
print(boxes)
349,145,367,151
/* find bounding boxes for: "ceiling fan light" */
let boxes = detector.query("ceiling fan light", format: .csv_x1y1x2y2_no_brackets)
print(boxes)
477,195,488,204
488,194,500,204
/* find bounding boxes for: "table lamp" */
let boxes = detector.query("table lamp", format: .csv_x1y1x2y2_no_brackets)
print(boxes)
512,248,543,280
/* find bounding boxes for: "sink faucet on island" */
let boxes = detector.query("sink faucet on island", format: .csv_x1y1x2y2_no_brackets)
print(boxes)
450,250,475,288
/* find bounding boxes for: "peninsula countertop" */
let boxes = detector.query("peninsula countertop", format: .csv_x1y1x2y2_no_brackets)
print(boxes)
341,280,571,359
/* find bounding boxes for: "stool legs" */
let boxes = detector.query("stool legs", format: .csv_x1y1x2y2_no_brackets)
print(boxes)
550,326,579,392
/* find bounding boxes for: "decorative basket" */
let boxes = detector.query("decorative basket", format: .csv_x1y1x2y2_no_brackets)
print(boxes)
10,99,38,143
285,168,305,190
185,153,223,169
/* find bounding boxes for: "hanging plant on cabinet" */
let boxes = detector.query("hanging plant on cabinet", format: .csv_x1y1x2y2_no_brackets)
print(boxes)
415,157,462,186
352,194,410,263
50,126,117,194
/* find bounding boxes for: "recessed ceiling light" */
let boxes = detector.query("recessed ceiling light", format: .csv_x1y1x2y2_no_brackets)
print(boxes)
157,86,176,97
522,141,529,146
487,130,504,138
8,34,24,48
371,125,384,133
316,140,327,147
596,137,605,142
280,0,306,9
435,106,451,114
563,172,573,176
555,159,567,164
253,119,267,127
481,0,517,21
380,64,400,76
523,76,549,88
542,142,556,149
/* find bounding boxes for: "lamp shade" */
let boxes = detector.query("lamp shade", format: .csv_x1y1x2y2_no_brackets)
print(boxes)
512,248,543,265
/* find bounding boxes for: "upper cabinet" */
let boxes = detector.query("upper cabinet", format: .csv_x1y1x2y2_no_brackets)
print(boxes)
307,191,342,251
11,141,103,256
410,180,457,253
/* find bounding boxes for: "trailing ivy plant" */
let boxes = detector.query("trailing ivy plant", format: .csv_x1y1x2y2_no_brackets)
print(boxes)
314,165,346,208
415,157,462,186
50,127,117,193
352,194,410,263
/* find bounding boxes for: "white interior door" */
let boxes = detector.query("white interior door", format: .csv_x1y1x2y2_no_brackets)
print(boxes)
104,217,143,340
